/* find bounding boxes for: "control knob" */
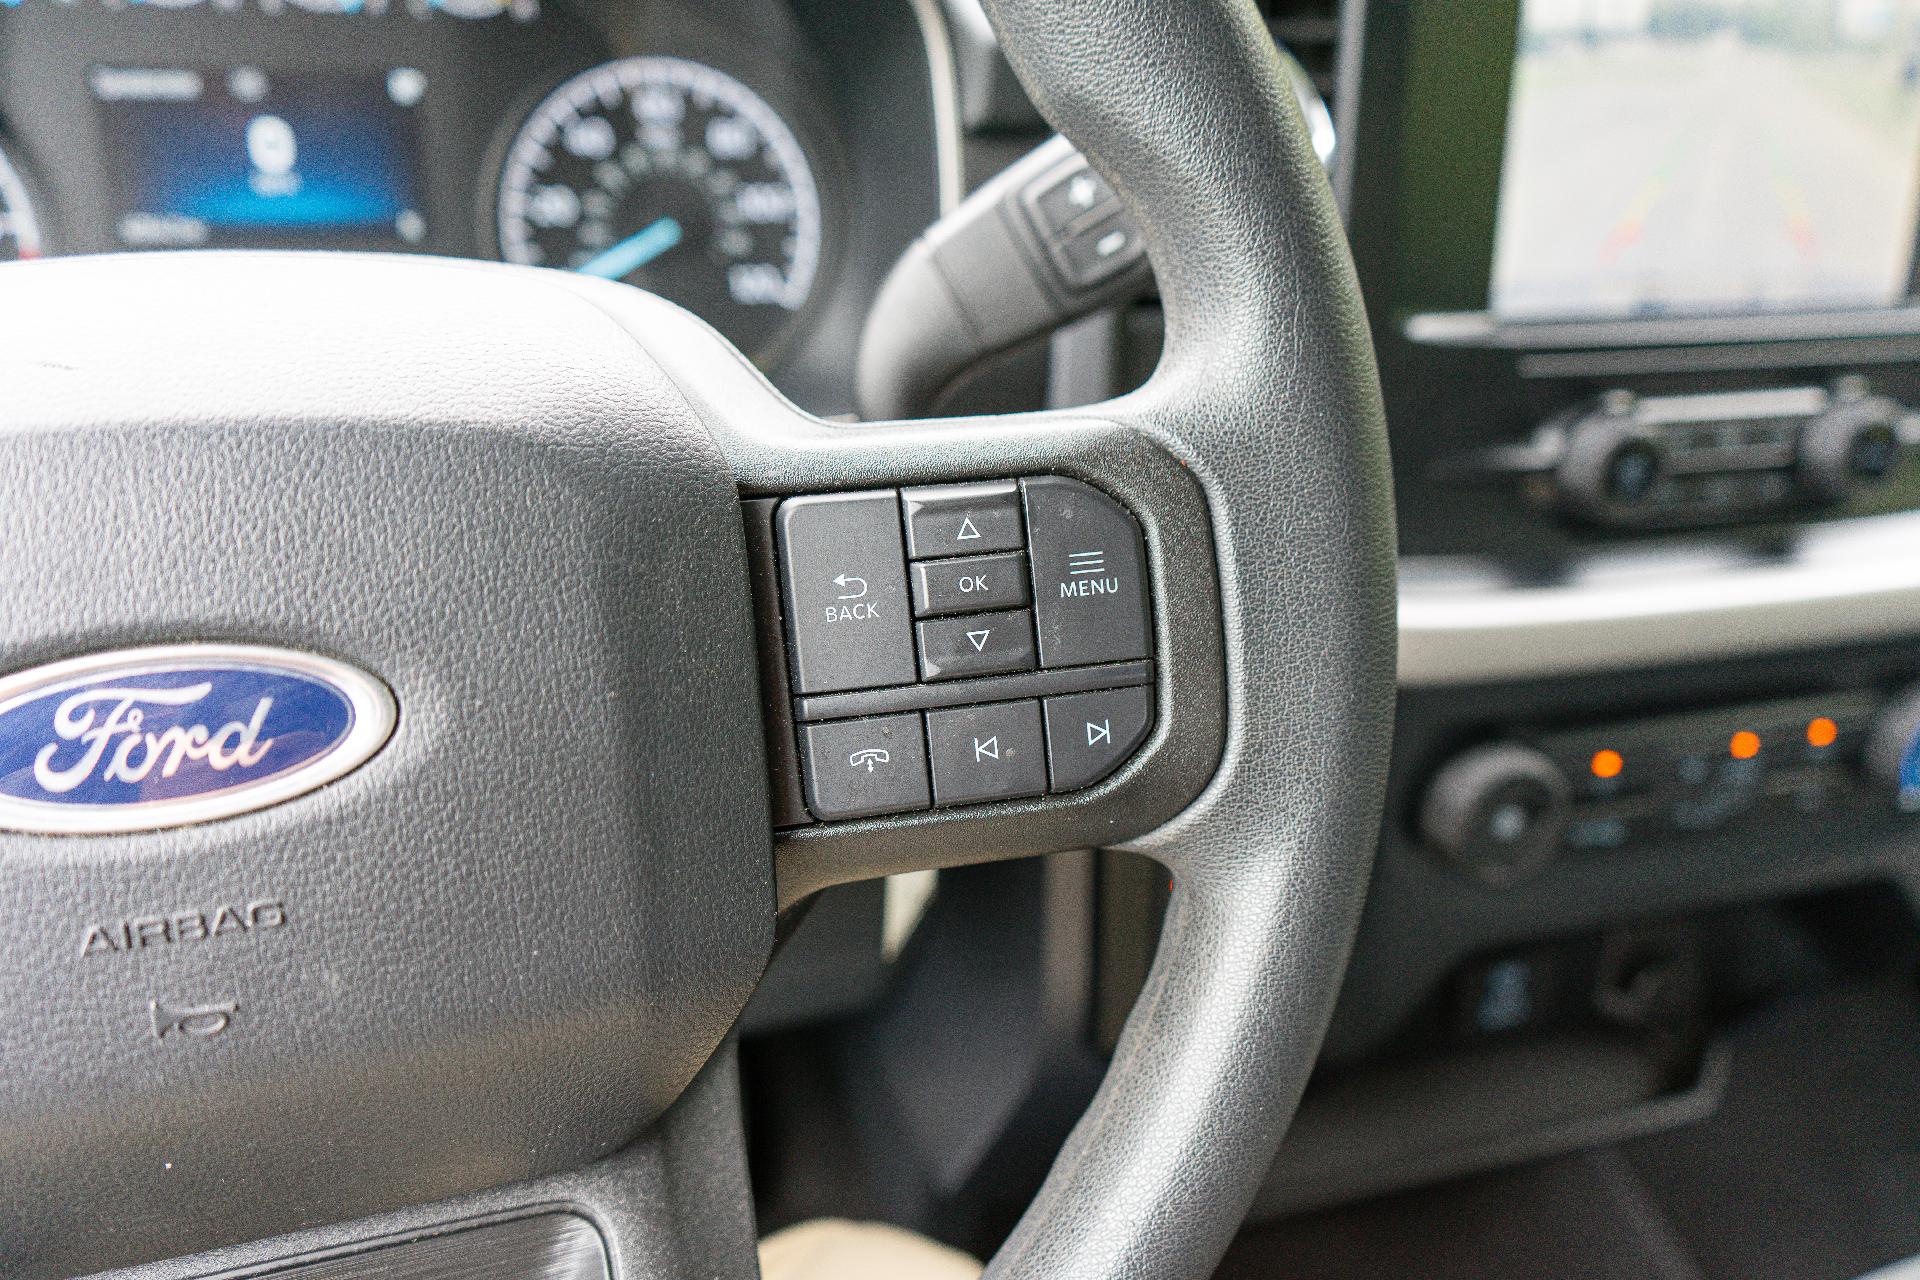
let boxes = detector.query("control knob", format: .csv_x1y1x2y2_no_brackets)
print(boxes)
1799,393,1901,502
1865,685,1920,813
1419,743,1572,887
1556,397,1665,521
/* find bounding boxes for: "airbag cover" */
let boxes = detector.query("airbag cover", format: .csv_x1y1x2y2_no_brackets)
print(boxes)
0,254,773,1278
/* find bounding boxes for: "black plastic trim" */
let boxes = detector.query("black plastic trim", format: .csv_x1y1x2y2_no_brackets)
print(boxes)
202,1213,607,1280
794,658,1151,722
752,442,1222,911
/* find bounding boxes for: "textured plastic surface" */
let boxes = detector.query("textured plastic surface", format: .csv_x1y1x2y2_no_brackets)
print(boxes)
85,1045,762,1280
0,254,774,1278
196,1213,610,1280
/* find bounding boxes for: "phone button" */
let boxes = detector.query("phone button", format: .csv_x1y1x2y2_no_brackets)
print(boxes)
799,713,931,821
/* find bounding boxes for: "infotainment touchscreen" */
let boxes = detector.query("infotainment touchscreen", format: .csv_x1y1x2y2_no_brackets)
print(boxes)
1490,2,1920,322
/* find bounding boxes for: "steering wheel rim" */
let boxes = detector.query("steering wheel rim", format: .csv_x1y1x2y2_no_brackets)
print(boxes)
977,1,1396,1272
0,1,1392,1277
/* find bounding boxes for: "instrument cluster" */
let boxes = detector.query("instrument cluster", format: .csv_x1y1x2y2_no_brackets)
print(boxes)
0,0,852,372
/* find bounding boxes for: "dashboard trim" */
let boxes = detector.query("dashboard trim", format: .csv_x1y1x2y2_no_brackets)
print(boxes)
1399,512,1920,687
905,0,964,214
1407,305,1920,352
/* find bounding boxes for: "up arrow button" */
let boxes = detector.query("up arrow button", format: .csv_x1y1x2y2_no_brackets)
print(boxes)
902,482,1025,557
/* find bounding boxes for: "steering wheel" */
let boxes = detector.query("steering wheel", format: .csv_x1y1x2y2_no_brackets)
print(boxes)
0,1,1393,1277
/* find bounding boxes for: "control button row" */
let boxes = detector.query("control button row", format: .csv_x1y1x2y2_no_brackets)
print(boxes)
798,685,1154,821
1019,157,1147,291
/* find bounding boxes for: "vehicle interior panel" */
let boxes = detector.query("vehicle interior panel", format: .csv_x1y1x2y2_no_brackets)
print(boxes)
5,1,1920,1278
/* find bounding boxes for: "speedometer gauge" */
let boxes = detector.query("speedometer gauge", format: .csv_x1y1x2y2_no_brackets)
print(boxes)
0,143,46,263
496,56,823,361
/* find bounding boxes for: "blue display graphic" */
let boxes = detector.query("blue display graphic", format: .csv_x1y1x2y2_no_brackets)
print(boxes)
94,66,427,248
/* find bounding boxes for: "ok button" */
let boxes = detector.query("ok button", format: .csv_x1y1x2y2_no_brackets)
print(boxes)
911,552,1030,617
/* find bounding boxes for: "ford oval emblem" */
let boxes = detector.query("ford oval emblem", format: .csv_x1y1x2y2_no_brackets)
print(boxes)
0,644,395,835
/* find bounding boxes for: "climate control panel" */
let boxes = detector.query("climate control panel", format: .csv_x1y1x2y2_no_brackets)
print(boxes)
1420,687,1920,885
1460,381,1915,531
772,477,1156,823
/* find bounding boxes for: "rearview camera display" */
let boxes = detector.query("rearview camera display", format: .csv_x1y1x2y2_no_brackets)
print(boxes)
1490,0,1920,322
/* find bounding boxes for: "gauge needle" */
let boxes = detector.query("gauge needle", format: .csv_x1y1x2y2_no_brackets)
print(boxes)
576,216,684,281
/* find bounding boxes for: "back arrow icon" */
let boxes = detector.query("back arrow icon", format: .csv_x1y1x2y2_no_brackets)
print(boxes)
833,574,868,600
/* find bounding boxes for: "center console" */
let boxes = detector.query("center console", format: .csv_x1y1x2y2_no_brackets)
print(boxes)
1215,0,1920,1217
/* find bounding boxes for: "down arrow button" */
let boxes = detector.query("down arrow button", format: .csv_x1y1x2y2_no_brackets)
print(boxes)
915,608,1037,680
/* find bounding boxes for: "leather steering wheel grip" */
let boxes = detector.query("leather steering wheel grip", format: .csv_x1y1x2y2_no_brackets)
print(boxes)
977,1,1396,1277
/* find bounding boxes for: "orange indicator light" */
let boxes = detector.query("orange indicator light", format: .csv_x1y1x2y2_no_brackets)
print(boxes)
1729,730,1761,760
1807,717,1839,749
1590,749,1625,780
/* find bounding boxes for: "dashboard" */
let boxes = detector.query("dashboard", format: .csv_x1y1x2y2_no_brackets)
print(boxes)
0,0,945,411
8,0,1920,1247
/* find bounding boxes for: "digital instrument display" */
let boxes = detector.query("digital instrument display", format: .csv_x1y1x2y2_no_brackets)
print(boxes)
91,65,428,250
1491,2,1920,322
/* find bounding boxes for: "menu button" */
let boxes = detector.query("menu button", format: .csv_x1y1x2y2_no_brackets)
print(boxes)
1022,476,1150,668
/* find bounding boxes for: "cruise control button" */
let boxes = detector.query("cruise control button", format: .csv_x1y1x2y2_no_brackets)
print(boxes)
902,481,1025,558
917,608,1037,680
1022,476,1150,667
1053,211,1145,289
800,713,930,820
927,701,1046,806
1044,686,1153,792
1026,162,1120,238
777,490,916,694
911,552,1030,617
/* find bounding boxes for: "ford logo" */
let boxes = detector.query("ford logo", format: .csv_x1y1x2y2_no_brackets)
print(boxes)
0,644,395,835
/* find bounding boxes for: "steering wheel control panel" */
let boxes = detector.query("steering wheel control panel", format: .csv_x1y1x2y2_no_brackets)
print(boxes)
1419,688,1920,886
771,477,1155,822
1456,382,1916,532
